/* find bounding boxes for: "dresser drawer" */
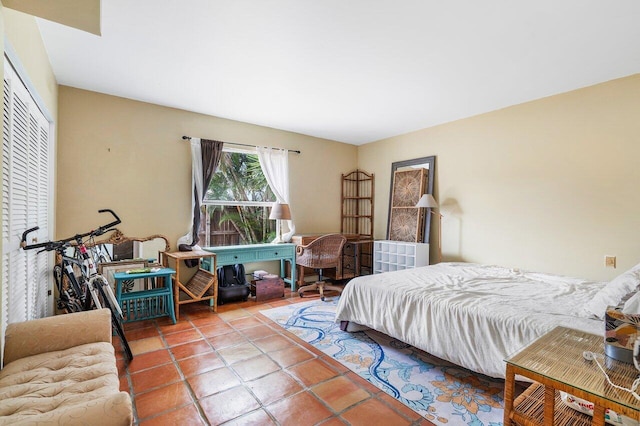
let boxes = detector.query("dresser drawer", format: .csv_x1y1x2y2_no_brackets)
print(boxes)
256,246,294,260
343,243,356,256
341,255,355,273
215,251,258,264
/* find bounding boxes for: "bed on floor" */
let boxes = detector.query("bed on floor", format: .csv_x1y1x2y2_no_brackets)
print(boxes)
335,262,640,379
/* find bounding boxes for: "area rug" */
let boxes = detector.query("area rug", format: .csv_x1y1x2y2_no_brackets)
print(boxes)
261,298,504,426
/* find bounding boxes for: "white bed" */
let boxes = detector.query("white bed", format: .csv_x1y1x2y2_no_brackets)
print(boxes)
334,262,617,379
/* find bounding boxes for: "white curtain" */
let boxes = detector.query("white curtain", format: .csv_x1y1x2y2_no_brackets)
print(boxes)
257,147,295,242
177,137,203,249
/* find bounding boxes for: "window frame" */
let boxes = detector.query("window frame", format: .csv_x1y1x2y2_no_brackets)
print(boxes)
201,147,276,246
203,146,275,206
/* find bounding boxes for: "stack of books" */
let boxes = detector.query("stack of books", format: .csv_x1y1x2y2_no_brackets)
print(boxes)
253,270,269,280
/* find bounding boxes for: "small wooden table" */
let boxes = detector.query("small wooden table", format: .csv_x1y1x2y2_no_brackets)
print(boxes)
113,267,176,324
504,326,640,426
161,250,217,319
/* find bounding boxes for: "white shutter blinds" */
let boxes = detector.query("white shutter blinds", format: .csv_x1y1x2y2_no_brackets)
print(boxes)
36,119,50,318
2,57,51,326
2,77,11,324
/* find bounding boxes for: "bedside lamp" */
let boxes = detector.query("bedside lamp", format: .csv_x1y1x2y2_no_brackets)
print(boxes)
416,194,442,263
269,202,291,243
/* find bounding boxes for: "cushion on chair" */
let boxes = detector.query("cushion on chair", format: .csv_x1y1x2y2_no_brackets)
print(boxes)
0,342,132,425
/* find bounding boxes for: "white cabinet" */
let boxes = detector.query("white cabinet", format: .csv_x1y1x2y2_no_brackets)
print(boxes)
373,240,429,273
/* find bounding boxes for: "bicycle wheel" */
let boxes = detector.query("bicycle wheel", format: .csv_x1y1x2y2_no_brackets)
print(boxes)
53,265,63,294
63,265,86,306
87,279,103,310
91,276,124,318
75,276,94,311
96,283,133,361
60,294,84,313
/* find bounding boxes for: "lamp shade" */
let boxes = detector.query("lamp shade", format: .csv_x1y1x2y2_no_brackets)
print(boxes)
269,202,291,220
415,194,438,208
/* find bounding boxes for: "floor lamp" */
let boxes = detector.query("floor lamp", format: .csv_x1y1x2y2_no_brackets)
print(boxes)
416,194,442,263
269,202,291,243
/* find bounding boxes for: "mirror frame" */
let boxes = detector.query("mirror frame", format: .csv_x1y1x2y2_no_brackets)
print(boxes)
387,156,436,244
57,229,171,267
87,228,171,256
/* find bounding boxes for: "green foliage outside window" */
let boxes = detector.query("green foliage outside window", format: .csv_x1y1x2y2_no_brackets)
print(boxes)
205,152,276,245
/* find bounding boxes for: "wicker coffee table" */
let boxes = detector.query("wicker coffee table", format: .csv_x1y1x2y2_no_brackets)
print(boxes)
504,326,640,426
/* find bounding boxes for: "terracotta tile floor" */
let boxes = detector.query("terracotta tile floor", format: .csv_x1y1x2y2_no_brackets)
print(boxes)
115,291,436,425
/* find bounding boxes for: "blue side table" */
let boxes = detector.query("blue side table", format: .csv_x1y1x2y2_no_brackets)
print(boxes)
113,268,176,324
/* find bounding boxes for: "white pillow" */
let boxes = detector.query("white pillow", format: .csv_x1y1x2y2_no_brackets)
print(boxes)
584,263,640,319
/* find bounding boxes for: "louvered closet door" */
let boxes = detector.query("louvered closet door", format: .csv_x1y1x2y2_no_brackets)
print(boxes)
2,58,51,326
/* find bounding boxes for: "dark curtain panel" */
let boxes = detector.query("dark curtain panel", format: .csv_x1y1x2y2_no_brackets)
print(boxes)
190,139,224,246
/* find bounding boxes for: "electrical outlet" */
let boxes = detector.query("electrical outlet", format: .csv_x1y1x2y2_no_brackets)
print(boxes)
605,256,616,268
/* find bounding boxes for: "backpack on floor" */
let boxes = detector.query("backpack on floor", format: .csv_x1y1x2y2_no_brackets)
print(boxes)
217,264,246,287
217,264,250,303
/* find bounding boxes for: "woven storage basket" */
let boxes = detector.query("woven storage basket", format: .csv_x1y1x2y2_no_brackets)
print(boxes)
184,269,215,298
511,382,591,426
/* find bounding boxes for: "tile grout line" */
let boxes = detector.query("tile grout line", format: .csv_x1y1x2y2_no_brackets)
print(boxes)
258,299,425,424
255,302,366,422
208,307,281,425
129,317,210,425
208,299,330,424
122,293,429,425
169,317,214,426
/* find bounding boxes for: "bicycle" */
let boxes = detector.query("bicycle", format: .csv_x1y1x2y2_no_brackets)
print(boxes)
21,209,133,361
66,228,114,296
76,240,112,266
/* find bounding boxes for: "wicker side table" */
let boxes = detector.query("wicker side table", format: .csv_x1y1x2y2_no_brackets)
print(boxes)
161,250,217,319
504,326,640,426
512,381,592,426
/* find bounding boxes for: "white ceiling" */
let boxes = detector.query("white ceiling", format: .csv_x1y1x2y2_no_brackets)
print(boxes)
37,0,640,145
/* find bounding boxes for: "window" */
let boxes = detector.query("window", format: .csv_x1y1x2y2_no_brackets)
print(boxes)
2,56,52,328
201,148,276,246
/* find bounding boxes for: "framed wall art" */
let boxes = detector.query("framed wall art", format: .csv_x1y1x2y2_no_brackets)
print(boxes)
387,156,435,243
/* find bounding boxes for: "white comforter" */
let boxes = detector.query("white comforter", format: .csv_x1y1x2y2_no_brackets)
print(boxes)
335,262,605,379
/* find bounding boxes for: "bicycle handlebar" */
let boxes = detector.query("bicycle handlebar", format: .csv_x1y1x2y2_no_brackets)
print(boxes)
94,209,121,236
20,209,121,252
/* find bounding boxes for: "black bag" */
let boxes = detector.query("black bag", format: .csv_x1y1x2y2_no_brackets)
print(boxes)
178,244,199,268
217,264,250,303
217,264,246,287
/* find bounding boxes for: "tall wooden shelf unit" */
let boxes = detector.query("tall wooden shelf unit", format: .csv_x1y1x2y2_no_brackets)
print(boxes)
341,170,374,240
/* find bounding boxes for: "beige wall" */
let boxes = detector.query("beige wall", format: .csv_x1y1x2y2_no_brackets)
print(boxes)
3,0,101,35
3,8,58,117
3,0,640,307
56,86,357,249
358,74,640,281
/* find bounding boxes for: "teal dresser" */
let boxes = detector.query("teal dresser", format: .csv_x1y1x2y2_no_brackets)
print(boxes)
203,243,297,290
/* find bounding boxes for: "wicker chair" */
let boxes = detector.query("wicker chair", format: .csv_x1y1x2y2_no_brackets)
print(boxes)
296,234,347,301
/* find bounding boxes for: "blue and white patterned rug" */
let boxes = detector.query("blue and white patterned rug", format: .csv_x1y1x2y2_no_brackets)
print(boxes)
261,298,504,426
